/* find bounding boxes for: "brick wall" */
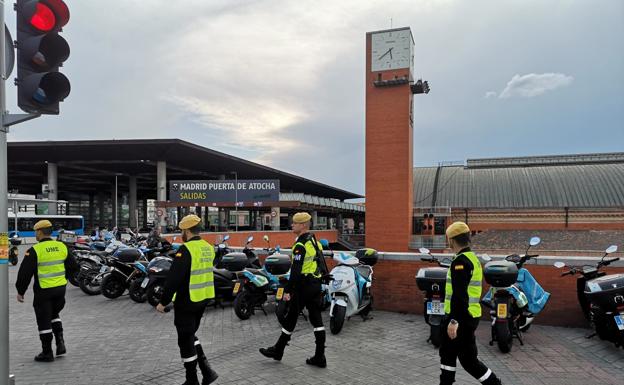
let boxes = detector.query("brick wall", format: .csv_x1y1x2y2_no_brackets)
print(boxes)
355,259,624,328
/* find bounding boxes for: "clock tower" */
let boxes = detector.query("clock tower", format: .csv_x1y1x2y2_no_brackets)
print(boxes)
365,27,424,251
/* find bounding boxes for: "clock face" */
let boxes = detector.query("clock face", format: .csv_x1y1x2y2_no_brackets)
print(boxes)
371,29,413,72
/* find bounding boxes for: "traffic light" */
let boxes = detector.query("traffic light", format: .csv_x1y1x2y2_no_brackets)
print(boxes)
16,0,70,114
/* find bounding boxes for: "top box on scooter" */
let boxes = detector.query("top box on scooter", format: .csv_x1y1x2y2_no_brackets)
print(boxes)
115,248,143,263
220,252,249,272
484,261,518,287
264,253,291,275
416,267,447,292
584,273,624,309
355,248,379,266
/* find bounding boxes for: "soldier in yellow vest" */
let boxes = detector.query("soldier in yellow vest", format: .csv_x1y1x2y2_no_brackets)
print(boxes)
439,222,502,385
259,212,328,368
15,220,78,362
156,215,218,385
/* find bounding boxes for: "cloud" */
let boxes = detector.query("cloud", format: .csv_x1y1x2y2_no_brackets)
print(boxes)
485,91,498,98
498,73,573,99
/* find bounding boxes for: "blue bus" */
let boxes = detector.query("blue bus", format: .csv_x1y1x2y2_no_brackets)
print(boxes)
8,213,85,239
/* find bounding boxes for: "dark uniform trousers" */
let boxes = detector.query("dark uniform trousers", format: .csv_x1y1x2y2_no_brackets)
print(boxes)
174,303,207,361
280,276,325,355
439,317,497,385
34,286,66,350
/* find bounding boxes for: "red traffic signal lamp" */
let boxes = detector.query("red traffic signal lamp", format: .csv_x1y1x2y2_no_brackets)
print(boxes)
16,0,70,115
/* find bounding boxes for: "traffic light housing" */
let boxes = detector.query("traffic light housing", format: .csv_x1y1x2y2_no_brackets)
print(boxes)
16,0,70,114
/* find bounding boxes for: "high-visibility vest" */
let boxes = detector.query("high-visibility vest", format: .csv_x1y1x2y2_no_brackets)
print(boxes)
182,239,215,302
444,251,483,318
291,237,323,278
33,241,68,289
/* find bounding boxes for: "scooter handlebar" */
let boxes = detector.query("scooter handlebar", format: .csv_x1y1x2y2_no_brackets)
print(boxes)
603,257,620,266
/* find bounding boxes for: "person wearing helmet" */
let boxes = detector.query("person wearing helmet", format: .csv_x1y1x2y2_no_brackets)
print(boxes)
439,222,502,385
15,220,79,362
156,214,218,385
259,212,328,368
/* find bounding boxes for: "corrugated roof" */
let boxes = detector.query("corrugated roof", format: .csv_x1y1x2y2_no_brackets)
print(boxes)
414,153,624,209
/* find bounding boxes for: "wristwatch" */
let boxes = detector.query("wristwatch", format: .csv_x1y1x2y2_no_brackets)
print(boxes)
449,319,458,325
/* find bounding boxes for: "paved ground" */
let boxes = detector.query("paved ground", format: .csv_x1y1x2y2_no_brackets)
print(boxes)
6,259,623,385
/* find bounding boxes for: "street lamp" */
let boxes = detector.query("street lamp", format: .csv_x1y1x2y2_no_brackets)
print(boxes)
231,171,238,232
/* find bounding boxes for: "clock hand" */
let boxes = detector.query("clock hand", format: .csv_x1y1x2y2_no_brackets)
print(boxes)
378,48,391,60
389,47,393,60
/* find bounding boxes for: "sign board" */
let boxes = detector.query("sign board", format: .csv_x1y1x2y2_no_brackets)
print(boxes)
169,180,280,204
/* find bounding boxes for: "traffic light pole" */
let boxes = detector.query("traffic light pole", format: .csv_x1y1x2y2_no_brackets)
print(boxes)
1,2,40,383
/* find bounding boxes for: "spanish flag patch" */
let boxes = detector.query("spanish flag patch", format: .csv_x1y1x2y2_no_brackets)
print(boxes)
454,265,464,270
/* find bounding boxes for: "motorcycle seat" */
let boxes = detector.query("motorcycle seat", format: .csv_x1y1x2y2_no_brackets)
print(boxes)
213,268,236,281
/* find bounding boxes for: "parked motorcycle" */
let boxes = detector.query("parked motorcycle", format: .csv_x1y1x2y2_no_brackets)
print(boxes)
482,236,549,353
144,256,174,307
328,248,378,334
416,247,451,348
8,234,21,266
555,245,624,348
233,248,291,320
100,248,148,299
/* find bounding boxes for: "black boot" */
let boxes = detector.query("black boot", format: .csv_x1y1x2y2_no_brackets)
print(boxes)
52,320,66,356
306,329,326,368
482,374,502,385
35,333,54,362
54,331,66,356
259,332,290,361
182,360,199,385
195,343,218,385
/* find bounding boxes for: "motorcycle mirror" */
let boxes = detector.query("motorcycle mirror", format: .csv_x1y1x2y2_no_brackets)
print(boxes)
263,235,269,242
247,236,254,243
218,244,225,249
320,239,329,248
554,262,566,269
606,245,618,254
418,247,430,255
529,237,541,247
481,254,492,262
12,234,18,239
223,235,230,241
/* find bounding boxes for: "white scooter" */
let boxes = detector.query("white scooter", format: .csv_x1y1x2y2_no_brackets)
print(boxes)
328,248,378,334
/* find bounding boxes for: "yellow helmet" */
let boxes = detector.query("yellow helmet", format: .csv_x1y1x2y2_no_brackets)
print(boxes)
33,220,53,231
292,212,312,224
446,221,470,239
178,214,202,230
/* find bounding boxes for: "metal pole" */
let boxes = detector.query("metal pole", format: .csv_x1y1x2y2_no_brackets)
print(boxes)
114,175,118,228
0,1,12,383
234,172,238,232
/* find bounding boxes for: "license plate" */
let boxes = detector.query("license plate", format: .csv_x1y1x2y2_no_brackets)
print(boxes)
99,266,108,273
426,300,445,315
233,282,241,295
497,303,507,318
276,287,284,300
615,315,624,331
140,277,149,288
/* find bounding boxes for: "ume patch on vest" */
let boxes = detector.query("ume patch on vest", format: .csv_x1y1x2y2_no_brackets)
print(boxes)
454,265,464,270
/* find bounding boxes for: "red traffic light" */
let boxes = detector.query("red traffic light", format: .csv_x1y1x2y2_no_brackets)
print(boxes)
30,3,55,32
20,0,70,33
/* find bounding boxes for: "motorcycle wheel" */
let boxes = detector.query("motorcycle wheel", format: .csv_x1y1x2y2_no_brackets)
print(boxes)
430,324,442,348
101,274,126,299
330,304,346,335
129,279,147,303
147,284,164,307
495,321,513,353
233,290,253,320
79,270,103,296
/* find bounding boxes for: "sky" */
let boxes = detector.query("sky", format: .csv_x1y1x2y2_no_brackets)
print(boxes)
5,0,624,197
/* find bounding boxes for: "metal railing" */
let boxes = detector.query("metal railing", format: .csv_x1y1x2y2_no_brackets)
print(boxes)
409,235,447,249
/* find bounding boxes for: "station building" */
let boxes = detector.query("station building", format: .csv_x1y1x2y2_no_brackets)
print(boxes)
7,139,364,247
